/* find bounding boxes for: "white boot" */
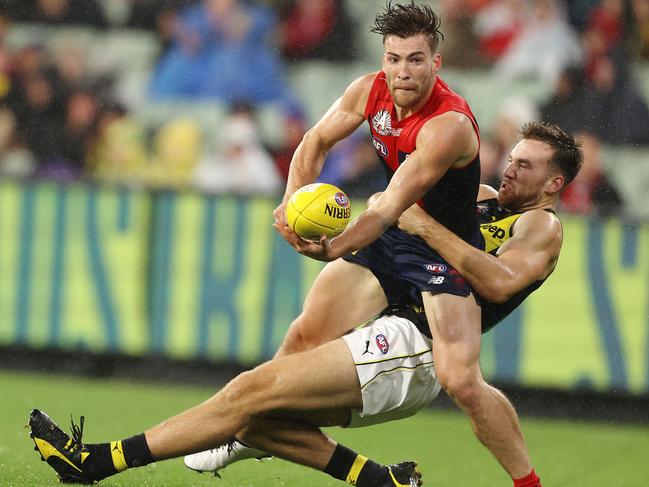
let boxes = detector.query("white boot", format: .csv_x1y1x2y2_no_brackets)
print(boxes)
184,439,270,476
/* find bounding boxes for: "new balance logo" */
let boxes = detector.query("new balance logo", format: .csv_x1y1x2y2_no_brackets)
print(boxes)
427,276,445,285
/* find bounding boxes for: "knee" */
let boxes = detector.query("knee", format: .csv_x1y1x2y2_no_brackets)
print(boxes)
279,315,327,355
219,369,274,415
436,364,484,412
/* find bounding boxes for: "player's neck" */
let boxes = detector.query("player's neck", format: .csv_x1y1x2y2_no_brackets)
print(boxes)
516,196,558,213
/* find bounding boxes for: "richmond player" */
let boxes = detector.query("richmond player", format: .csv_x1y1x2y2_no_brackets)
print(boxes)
182,121,583,487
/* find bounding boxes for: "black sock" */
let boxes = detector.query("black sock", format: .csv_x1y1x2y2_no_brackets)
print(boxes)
323,443,387,487
121,433,154,467
84,434,154,481
84,443,117,481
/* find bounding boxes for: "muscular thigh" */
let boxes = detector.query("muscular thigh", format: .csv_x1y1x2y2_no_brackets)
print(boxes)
299,259,388,342
252,338,363,414
422,292,482,370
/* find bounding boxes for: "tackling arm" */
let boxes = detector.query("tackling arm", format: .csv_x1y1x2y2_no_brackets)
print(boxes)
398,205,562,303
293,112,478,261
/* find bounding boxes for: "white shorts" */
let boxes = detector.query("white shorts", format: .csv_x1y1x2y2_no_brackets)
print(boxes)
342,314,441,428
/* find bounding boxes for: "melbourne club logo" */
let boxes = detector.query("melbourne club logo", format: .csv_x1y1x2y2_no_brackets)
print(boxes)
334,192,350,208
372,109,402,136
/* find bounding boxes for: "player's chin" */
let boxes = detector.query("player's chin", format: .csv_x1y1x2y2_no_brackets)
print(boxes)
393,91,419,108
497,191,516,209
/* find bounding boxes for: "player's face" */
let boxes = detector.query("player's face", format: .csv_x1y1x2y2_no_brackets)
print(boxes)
382,34,440,110
498,139,557,210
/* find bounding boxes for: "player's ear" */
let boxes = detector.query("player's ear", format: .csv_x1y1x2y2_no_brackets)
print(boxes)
432,53,442,73
545,174,564,195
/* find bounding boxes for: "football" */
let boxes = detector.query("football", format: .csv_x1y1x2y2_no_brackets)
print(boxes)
285,183,351,240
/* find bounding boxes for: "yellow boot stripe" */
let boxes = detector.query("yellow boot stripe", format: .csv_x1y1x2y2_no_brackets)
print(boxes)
389,468,409,487
388,464,420,487
345,455,368,485
110,441,128,472
34,438,82,472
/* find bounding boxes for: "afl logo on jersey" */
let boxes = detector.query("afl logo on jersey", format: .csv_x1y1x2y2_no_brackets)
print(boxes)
372,136,389,157
375,334,389,354
424,263,447,273
334,192,350,208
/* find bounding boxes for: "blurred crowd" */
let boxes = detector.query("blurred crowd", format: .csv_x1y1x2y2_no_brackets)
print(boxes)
442,0,649,216
0,0,646,217
0,0,360,195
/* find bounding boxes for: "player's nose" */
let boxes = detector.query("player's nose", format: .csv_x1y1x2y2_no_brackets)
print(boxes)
503,163,516,179
396,62,411,79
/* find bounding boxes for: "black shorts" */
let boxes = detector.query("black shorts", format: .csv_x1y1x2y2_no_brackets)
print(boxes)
343,226,481,308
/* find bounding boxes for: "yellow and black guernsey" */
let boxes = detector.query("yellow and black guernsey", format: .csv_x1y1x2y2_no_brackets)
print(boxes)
385,198,558,337
477,198,557,333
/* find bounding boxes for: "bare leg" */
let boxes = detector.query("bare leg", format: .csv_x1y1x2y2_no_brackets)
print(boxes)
276,259,387,357
145,339,361,459
422,292,532,479
235,413,349,470
185,260,385,467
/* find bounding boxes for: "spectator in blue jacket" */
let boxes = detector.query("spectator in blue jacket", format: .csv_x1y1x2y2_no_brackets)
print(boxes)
149,0,288,104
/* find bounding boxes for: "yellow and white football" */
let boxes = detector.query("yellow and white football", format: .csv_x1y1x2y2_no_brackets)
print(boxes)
285,183,351,240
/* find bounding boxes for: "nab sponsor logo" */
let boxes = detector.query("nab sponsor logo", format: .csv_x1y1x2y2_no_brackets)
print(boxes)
324,203,351,219
372,136,389,158
481,224,506,240
375,334,389,354
424,263,447,273
334,192,350,208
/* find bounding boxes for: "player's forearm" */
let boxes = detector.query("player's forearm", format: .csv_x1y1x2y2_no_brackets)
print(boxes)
283,131,329,202
328,184,420,257
328,209,392,258
420,225,516,303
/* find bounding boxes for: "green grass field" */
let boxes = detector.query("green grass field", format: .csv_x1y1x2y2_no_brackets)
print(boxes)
1,370,646,486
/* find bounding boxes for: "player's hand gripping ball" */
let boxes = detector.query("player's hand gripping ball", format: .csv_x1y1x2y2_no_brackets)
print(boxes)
285,183,351,240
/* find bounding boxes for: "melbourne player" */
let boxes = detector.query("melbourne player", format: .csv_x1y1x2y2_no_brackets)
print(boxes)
271,2,542,484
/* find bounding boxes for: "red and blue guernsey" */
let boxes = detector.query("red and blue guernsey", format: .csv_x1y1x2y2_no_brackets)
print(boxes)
365,71,481,245
343,72,482,304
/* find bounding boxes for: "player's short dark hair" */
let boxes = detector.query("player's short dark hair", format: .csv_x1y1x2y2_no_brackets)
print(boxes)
520,121,583,186
371,1,444,54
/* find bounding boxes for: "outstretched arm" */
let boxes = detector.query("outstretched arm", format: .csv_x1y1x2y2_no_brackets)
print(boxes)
288,111,479,261
398,205,562,303
272,73,373,226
